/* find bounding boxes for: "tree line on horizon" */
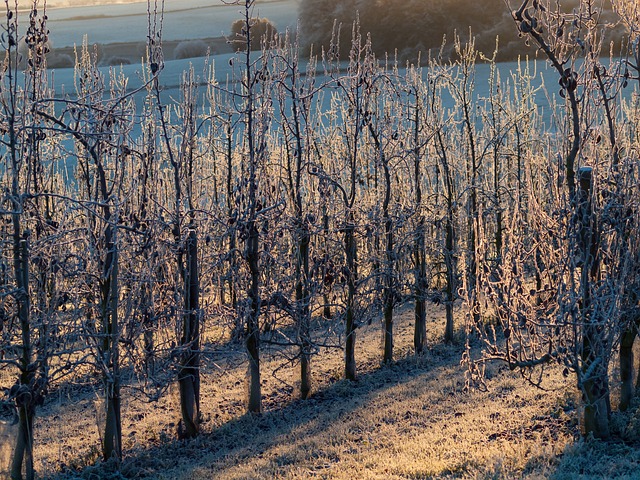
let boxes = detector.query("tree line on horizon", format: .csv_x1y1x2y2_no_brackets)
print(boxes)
1,0,640,478
298,0,627,62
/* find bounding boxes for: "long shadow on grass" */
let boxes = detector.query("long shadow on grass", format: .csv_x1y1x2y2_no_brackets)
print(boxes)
44,342,465,479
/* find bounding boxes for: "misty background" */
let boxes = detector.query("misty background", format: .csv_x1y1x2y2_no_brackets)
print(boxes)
298,0,626,61
4,0,628,66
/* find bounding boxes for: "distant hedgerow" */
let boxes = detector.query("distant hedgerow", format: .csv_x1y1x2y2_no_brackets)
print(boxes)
174,39,210,59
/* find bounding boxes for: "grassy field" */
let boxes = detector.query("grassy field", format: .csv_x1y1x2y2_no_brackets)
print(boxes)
2,302,639,479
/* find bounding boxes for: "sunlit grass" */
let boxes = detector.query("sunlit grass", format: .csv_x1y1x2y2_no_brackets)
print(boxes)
24,302,599,479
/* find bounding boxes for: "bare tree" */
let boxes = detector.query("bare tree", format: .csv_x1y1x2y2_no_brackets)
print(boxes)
222,0,278,412
0,4,56,477
465,0,640,439
148,21,204,434
308,20,377,380
271,29,324,397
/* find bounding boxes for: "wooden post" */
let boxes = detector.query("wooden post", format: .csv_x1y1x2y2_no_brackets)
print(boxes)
577,166,610,439
343,221,357,380
179,228,201,436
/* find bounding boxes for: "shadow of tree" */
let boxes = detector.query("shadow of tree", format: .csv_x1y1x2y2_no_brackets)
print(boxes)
39,303,639,480
43,344,464,479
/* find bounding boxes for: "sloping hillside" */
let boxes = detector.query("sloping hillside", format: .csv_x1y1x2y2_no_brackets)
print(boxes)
19,302,638,479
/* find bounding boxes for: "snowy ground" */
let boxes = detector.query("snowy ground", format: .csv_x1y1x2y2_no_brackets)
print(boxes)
43,55,554,126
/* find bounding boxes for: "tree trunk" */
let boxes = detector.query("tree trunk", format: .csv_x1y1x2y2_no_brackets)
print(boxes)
102,383,121,462
438,131,456,344
619,324,637,411
577,167,610,439
142,281,155,375
102,233,121,461
300,339,312,399
493,146,503,266
344,223,357,380
444,212,456,344
581,340,610,439
11,239,35,480
414,297,427,354
10,404,34,480
322,205,332,320
412,94,427,355
414,222,427,354
381,156,394,364
462,82,480,328
178,228,201,437
636,349,640,390
226,123,239,314
246,221,262,412
383,296,394,363
297,225,312,399
382,214,394,363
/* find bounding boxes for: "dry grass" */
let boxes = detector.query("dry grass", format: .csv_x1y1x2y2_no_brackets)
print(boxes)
2,302,638,479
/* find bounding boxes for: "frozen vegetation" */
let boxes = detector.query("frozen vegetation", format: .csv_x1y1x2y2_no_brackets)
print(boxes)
2,1,640,480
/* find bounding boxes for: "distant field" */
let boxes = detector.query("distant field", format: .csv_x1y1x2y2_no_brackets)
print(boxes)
29,0,294,10
14,0,144,9
5,0,300,49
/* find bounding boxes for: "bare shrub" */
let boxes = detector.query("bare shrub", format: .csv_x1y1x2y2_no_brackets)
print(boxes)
230,17,277,50
174,39,209,59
